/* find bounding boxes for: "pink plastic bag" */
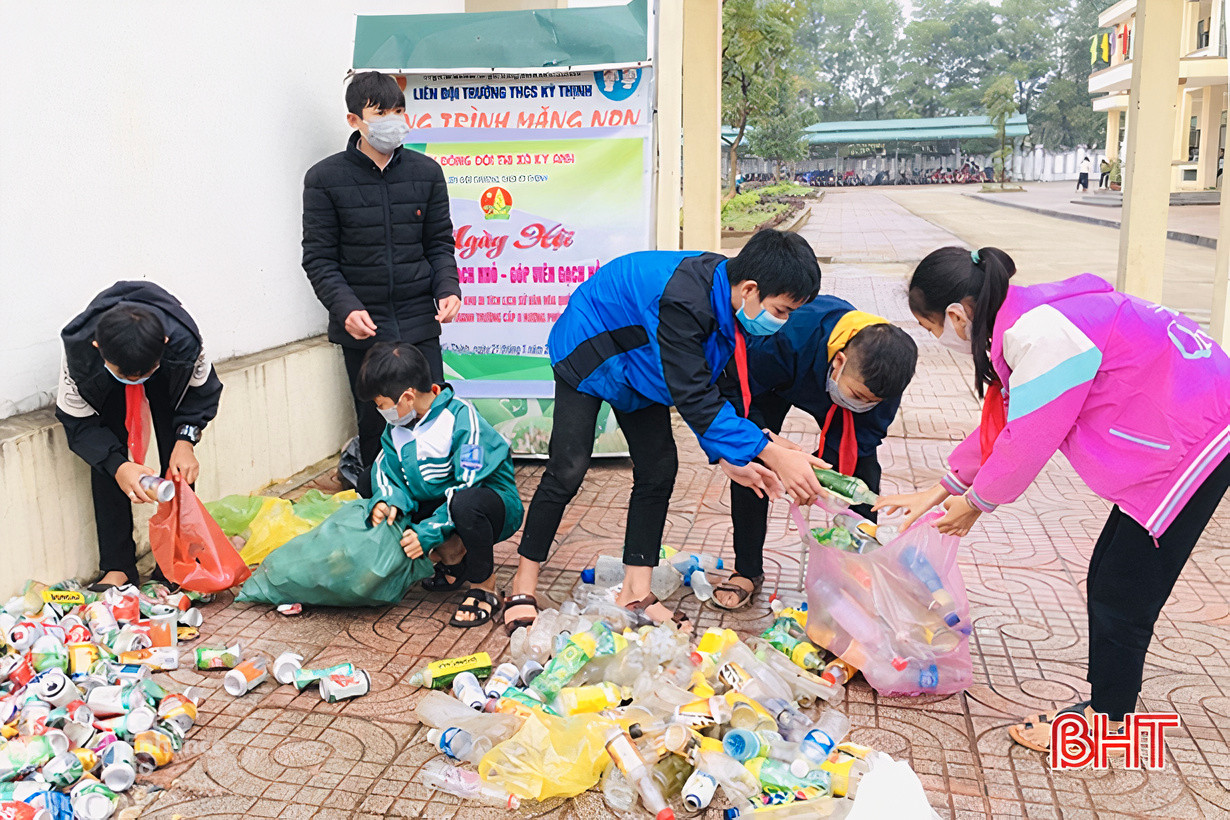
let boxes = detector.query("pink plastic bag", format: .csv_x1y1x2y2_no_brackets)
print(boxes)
795,505,973,696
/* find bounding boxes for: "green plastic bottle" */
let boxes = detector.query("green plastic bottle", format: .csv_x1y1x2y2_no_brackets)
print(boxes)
527,631,597,703
813,468,878,506
761,620,822,670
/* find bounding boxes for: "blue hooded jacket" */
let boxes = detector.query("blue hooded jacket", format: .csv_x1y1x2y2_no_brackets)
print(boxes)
549,250,768,465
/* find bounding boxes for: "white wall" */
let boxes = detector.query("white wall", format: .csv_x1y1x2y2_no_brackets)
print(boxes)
0,0,462,419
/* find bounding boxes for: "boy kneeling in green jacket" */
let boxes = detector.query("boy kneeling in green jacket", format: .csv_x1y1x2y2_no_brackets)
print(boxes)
358,343,524,627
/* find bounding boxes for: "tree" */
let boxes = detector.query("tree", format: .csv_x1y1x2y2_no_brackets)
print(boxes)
748,80,809,179
794,0,902,122
722,0,799,193
984,75,1019,186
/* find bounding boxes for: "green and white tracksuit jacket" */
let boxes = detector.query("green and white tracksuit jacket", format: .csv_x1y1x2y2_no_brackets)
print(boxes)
368,386,523,552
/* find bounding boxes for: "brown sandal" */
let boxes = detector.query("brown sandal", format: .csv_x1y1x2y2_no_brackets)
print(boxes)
710,573,764,611
623,593,692,631
502,593,539,636
1009,700,1102,753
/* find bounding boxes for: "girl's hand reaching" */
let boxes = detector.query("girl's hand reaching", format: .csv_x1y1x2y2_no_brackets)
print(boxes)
872,483,951,531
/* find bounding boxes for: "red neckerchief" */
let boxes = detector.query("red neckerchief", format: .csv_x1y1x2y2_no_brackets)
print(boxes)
733,325,752,417
125,383,150,465
979,381,1007,465
818,405,858,475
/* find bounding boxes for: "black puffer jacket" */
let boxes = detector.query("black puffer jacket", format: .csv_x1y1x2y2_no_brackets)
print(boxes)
55,281,223,477
302,131,460,348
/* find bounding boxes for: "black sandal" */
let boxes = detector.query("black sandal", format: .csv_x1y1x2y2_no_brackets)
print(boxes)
710,573,764,611
449,588,502,629
502,593,539,635
421,561,467,592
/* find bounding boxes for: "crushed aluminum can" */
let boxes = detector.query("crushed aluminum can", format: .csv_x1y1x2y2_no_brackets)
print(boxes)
272,652,304,685
319,669,370,702
194,643,242,670
276,603,303,616
223,659,268,696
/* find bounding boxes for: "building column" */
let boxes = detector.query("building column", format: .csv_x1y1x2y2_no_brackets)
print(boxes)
1197,87,1223,188
654,0,683,251
1106,109,1122,162
680,0,721,251
1118,0,1184,304
1173,85,1190,166
1214,172,1230,344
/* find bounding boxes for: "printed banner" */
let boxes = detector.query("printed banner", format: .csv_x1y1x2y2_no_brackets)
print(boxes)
401,69,655,455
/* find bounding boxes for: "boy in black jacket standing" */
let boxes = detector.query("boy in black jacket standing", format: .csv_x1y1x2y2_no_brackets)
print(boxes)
56,282,223,590
302,71,461,496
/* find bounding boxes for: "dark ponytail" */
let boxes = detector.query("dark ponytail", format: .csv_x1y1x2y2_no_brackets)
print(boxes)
908,246,1015,398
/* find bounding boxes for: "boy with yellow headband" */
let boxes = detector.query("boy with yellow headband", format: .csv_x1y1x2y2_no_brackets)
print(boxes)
713,296,918,609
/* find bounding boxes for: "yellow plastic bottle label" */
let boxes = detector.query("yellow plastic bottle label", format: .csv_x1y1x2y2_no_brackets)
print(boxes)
426,651,492,683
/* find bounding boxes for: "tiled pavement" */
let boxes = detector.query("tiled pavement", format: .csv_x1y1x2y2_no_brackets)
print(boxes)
139,213,1229,819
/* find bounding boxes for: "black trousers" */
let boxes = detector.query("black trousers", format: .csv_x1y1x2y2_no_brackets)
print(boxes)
1086,455,1229,720
1098,172,1110,187
91,379,178,586
729,392,881,579
412,486,505,584
1077,172,1090,191
519,376,677,567
341,337,444,498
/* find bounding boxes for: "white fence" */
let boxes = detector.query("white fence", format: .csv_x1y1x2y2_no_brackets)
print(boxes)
724,144,1107,184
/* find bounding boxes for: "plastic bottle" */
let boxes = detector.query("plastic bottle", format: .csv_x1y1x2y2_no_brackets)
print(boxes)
603,727,675,820
762,697,813,742
690,571,715,602
519,660,544,686
812,468,878,505
651,753,691,799
406,652,492,689
451,671,487,710
722,728,769,762
761,620,822,670
748,639,841,704
717,641,793,703
483,662,521,700
527,630,597,703
820,658,858,688
555,681,628,715
821,743,873,798
898,546,961,627
600,760,639,813
413,690,520,737
524,609,559,665
426,726,494,766
723,796,850,819
649,562,683,601
682,766,719,811
745,757,832,795
693,749,760,814
420,758,521,809
790,709,851,776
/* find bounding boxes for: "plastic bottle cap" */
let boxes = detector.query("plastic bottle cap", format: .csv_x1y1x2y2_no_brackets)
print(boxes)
656,810,675,820
581,568,595,584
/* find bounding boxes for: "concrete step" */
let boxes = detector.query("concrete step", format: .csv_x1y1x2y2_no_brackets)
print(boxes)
1169,190,1221,206
1072,193,1122,207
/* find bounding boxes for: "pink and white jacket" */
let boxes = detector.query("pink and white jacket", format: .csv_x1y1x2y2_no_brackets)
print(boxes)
941,274,1230,538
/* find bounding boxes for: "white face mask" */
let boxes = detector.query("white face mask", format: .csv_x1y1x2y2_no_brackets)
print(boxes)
378,397,417,427
826,363,879,413
365,115,410,154
937,304,973,354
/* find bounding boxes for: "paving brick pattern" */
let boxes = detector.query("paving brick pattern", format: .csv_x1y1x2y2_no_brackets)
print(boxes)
141,229,1229,818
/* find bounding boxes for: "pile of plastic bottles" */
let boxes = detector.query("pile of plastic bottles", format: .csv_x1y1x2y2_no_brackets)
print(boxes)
0,580,209,820
408,577,881,819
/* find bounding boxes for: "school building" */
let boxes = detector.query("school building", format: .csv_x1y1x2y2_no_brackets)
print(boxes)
1089,0,1227,193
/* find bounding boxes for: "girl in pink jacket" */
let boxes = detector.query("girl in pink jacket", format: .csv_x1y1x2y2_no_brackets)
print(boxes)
877,246,1230,753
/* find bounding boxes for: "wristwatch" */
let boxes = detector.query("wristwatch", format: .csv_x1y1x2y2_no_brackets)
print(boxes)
176,424,202,445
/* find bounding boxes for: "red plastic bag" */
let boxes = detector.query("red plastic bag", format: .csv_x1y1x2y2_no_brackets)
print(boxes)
149,476,251,593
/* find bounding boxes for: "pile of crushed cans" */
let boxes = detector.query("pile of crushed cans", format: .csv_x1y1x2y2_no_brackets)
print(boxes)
0,579,373,820
408,568,883,819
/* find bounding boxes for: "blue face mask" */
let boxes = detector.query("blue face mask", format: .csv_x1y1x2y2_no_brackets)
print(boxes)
736,298,787,336
106,364,156,385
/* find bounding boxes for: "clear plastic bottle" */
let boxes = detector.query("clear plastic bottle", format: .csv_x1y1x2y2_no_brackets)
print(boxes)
650,753,691,799
693,749,759,814
426,726,494,766
527,630,597,703
600,760,638,813
420,758,521,810
451,671,487,710
790,708,851,777
555,681,628,715
483,662,521,700
649,562,683,600
604,728,676,820
690,571,715,602
763,696,813,742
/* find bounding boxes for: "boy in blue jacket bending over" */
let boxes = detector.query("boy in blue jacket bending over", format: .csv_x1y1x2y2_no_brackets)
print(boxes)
712,299,918,609
359,343,523,628
506,230,827,631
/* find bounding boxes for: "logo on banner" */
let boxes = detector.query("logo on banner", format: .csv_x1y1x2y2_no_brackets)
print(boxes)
481,187,513,220
595,68,641,101
1050,712,1180,770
